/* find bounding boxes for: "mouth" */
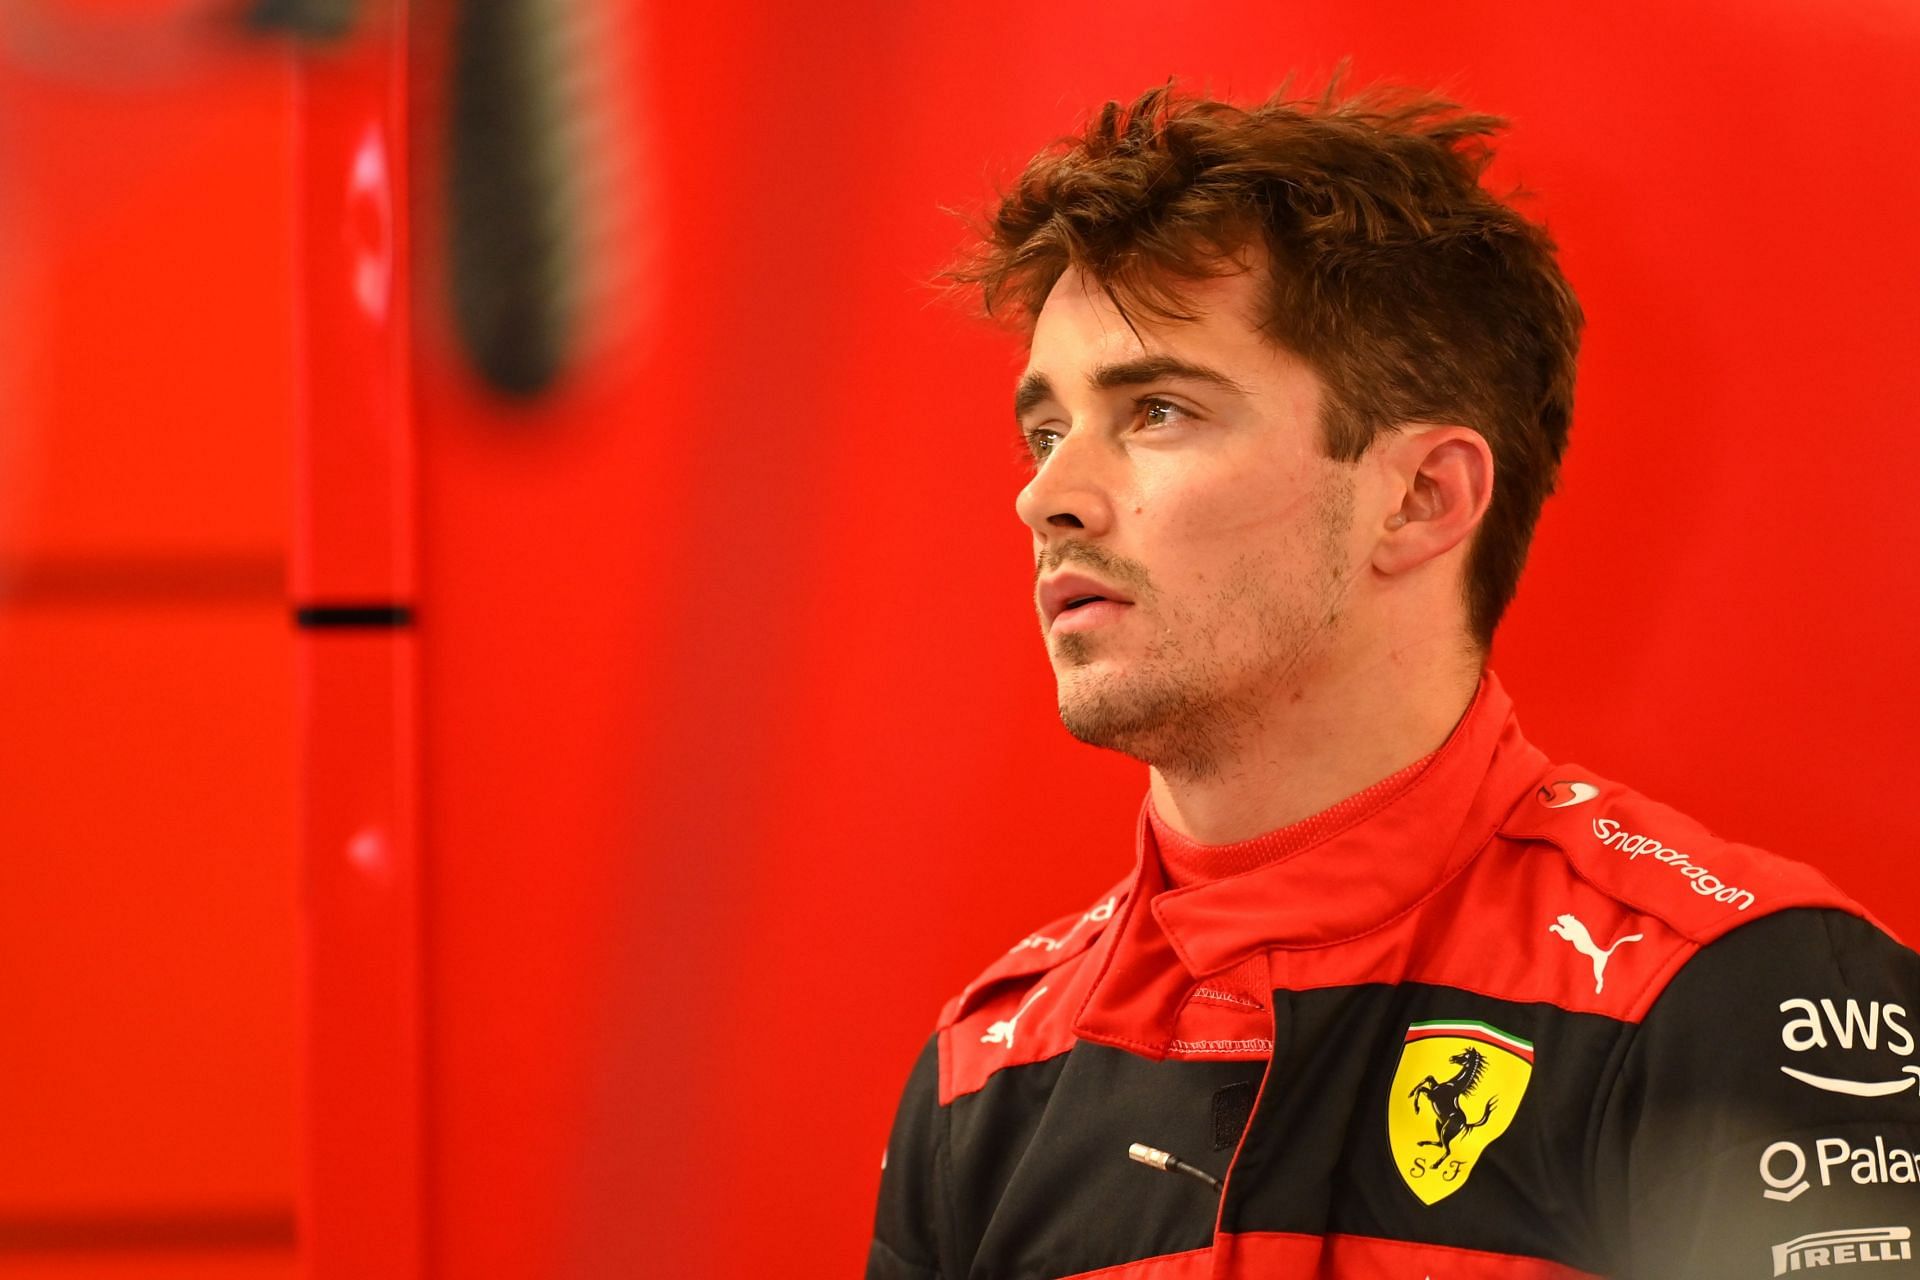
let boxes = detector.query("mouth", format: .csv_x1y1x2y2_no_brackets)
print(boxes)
1051,596,1131,636
1039,572,1136,633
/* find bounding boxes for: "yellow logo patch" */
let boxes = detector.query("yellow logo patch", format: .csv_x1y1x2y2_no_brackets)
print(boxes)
1387,1020,1534,1205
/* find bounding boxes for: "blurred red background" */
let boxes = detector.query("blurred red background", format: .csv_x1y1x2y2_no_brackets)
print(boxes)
1,0,1916,1276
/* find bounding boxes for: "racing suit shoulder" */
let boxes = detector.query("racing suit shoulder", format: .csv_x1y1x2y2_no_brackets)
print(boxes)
1595,906,1920,1279
1501,770,1918,1276
935,881,1127,1029
932,882,1127,1105
868,884,1131,1279
1501,765,1867,946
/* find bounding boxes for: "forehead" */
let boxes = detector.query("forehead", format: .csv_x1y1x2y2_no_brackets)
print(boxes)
1022,265,1282,388
1021,264,1320,420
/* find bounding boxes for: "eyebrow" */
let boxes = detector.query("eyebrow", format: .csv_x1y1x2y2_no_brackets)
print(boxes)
1013,356,1251,420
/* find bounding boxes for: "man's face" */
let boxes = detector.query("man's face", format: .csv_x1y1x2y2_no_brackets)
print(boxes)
1014,264,1365,779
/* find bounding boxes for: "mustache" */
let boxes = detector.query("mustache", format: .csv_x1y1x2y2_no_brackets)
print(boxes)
1034,543,1152,599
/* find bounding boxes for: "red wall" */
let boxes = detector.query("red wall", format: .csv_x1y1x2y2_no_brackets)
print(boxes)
0,15,298,1279
3,0,1917,1277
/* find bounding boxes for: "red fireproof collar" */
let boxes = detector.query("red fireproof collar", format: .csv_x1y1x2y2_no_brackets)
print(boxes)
1148,751,1439,889
1069,672,1551,1058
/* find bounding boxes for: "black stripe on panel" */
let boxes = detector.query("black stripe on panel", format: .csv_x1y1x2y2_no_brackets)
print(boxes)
295,603,414,628
246,0,359,40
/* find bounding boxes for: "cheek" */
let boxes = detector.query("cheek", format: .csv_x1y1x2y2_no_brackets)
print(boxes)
1131,454,1348,613
1151,470,1320,562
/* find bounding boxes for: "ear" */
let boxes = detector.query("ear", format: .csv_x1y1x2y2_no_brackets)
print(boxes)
1370,426,1494,577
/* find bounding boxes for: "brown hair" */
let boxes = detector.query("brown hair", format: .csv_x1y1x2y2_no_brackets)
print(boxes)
954,77,1584,646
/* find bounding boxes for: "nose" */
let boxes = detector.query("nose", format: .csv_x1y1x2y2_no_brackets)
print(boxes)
1014,426,1117,546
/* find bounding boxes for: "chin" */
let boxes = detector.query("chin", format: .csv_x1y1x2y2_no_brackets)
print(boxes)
1054,660,1248,781
1055,671,1175,750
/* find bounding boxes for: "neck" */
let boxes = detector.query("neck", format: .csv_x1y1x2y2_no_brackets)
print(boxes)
1148,651,1482,845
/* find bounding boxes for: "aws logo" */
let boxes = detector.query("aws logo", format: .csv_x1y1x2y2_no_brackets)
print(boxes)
1780,998,1920,1099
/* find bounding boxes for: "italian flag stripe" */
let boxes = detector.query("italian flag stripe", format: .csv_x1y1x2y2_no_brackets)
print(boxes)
1404,1020,1535,1061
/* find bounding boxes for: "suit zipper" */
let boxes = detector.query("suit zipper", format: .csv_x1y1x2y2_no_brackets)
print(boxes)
1208,977,1281,1278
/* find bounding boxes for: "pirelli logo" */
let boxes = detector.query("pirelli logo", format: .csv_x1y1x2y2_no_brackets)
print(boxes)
1771,1226,1912,1275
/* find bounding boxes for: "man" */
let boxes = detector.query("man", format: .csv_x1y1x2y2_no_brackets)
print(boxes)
868,80,1920,1280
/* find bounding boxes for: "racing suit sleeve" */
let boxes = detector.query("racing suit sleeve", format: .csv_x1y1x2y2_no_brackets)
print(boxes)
867,1034,948,1280
1596,907,1920,1280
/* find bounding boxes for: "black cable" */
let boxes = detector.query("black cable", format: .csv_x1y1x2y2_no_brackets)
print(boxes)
1126,1142,1222,1193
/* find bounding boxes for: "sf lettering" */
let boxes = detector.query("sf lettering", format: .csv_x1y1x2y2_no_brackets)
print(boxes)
1407,1154,1467,1183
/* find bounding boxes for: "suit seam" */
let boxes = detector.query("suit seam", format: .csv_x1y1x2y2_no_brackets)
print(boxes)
935,1090,962,1278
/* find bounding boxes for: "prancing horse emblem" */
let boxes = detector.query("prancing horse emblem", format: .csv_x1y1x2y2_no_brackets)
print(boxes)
1387,1020,1534,1205
1408,1047,1499,1156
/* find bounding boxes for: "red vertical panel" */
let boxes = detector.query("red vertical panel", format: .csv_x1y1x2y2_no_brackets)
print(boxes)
290,13,417,608
289,3,421,1277
0,16,298,1277
294,631,418,1279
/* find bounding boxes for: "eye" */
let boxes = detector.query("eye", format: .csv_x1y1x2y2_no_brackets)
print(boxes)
1139,397,1192,428
1022,425,1062,463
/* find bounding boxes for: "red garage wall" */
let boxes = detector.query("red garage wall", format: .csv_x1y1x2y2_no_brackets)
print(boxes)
3,1,1916,1277
0,15,298,1279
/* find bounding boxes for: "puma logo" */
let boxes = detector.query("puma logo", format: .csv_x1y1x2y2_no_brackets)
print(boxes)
1548,913,1642,994
980,985,1049,1049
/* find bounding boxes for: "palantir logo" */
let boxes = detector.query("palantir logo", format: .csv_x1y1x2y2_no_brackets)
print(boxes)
1771,1227,1911,1275
1759,1135,1920,1203
1538,780,1600,809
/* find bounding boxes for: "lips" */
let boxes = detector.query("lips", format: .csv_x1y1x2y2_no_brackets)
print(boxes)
1038,571,1135,631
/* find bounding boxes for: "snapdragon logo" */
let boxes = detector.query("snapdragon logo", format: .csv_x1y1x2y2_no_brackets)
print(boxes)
1760,1136,1920,1203
1012,896,1116,954
1771,1227,1912,1275
1589,817,1754,910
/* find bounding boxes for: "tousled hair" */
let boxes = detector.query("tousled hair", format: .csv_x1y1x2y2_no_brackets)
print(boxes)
953,76,1584,646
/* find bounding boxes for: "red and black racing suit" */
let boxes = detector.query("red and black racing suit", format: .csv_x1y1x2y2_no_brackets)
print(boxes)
868,674,1920,1279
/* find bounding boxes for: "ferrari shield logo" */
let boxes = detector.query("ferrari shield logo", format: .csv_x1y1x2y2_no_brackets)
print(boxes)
1387,1020,1534,1204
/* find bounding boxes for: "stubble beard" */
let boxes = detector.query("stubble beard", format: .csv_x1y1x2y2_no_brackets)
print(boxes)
1051,474,1357,782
